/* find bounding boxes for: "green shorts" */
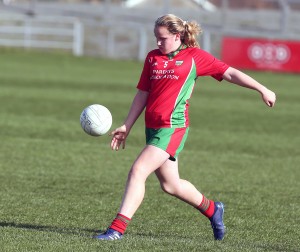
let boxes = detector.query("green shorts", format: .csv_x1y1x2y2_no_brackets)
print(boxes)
145,127,189,161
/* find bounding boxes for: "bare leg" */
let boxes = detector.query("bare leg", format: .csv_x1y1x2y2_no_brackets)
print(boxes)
155,158,203,207
95,148,226,241
155,159,227,241
118,145,170,218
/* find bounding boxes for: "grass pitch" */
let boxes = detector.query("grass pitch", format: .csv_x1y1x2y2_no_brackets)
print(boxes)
0,49,299,252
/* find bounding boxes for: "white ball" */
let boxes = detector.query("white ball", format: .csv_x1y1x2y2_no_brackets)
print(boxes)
80,104,112,136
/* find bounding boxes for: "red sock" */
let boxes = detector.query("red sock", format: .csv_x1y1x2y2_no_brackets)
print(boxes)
196,196,215,218
109,213,131,234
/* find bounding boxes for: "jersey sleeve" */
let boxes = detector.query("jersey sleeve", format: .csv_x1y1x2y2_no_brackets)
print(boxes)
136,52,152,91
193,48,229,81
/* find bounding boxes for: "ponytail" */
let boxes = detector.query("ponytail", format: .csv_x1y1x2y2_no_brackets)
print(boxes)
182,21,202,48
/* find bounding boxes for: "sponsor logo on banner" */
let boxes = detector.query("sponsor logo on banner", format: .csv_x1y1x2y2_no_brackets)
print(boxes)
248,43,291,67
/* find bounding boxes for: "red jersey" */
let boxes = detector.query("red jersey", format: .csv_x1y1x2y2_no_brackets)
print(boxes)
137,47,229,128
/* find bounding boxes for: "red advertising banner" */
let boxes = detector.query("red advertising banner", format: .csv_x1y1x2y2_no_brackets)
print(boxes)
221,37,300,73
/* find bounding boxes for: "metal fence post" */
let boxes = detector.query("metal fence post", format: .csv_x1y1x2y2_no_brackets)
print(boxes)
202,30,211,53
24,18,32,48
138,27,147,61
107,28,115,58
279,0,290,34
73,19,84,56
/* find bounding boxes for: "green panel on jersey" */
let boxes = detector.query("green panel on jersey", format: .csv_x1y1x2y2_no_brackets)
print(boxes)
170,59,197,127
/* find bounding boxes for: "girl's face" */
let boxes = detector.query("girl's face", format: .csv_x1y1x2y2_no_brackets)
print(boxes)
154,26,181,54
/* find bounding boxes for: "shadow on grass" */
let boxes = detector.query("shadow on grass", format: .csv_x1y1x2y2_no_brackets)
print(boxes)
0,221,99,238
0,221,196,241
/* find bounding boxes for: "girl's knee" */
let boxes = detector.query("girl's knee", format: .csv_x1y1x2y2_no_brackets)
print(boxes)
127,163,147,181
160,182,180,196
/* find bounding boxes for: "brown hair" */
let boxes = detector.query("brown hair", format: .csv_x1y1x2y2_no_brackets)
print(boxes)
154,14,202,48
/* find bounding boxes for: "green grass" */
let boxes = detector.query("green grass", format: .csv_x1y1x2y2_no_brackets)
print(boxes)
0,48,299,252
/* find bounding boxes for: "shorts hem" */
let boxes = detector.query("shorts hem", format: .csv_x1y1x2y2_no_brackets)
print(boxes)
146,143,177,161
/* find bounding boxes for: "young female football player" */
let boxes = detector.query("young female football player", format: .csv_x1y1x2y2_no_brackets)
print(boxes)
94,14,276,241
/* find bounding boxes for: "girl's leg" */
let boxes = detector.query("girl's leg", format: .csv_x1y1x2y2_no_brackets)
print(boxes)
95,145,169,240
155,159,216,215
155,159,226,240
155,159,203,207
118,145,170,218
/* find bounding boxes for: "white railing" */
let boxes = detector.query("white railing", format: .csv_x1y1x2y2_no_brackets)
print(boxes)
1,0,299,60
0,14,84,56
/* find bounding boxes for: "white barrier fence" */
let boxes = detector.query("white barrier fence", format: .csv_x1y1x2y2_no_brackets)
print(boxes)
1,3,298,60
0,15,84,56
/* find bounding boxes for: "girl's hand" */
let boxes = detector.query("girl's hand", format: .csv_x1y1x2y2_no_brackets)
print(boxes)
110,125,128,151
261,88,276,107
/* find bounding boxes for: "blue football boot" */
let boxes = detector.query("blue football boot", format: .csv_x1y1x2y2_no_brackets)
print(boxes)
209,202,226,240
94,228,123,240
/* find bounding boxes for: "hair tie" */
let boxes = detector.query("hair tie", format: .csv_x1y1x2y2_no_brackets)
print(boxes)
183,21,187,26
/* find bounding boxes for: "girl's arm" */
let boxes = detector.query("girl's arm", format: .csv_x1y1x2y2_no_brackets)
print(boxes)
111,90,149,150
123,90,149,131
222,67,276,107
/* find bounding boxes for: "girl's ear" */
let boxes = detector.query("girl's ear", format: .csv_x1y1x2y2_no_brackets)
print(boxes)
175,33,181,41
